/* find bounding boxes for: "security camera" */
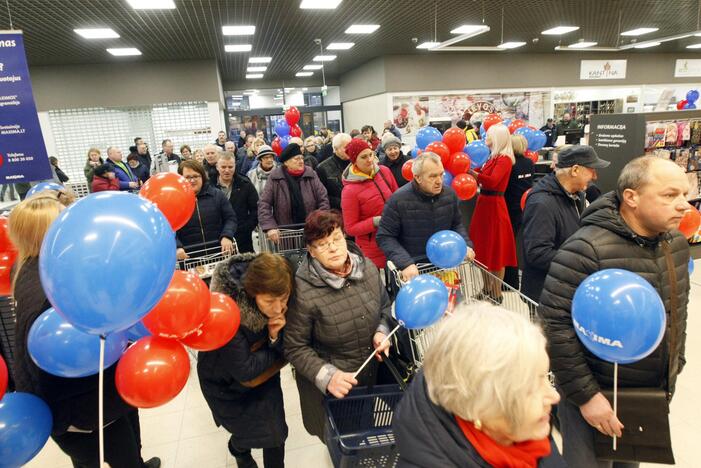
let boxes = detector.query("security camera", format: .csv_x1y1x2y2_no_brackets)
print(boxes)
411,37,418,44
313,38,321,45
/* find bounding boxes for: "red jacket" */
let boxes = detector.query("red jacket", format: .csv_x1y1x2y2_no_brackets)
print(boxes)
341,164,398,268
91,175,120,193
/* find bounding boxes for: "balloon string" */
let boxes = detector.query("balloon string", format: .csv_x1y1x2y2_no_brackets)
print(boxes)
353,323,402,380
613,362,618,451
99,336,106,467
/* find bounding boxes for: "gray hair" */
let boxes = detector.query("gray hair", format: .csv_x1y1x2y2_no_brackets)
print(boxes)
203,143,221,153
106,146,119,156
332,132,352,151
217,151,236,162
617,155,671,197
412,152,442,176
424,303,547,432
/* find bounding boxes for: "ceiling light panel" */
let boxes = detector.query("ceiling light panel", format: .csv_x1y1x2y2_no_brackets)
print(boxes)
222,25,255,36
634,42,661,48
303,64,323,70
687,43,701,49
313,55,336,61
74,28,119,39
621,27,659,36
416,41,440,49
246,74,264,79
568,41,598,48
249,57,272,63
296,72,314,77
225,44,252,52
126,0,175,9
107,48,142,56
345,24,380,34
497,41,526,49
450,25,490,35
300,0,342,9
542,26,580,35
327,42,355,50
247,66,267,72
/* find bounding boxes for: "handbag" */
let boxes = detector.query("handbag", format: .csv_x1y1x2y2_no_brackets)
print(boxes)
593,240,678,465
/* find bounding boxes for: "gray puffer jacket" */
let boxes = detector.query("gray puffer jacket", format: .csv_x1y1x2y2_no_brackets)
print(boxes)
539,192,690,406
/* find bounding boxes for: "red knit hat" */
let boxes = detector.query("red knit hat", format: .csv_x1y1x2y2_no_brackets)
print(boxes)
345,138,372,163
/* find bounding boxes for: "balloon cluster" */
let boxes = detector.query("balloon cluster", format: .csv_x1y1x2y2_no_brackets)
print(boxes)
677,89,700,110
271,106,302,156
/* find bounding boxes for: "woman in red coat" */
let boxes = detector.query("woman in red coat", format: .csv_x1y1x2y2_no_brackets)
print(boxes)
341,138,398,268
91,164,121,192
468,124,517,302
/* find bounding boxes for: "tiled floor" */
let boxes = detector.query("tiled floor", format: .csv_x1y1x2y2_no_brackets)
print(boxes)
25,260,701,467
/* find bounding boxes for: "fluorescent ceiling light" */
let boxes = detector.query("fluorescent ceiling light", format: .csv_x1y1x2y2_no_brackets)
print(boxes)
345,24,380,34
634,41,661,48
230,95,243,98
621,27,659,36
687,43,701,49
416,41,440,49
107,47,141,56
249,56,272,63
247,66,267,72
74,28,119,39
542,26,579,35
285,88,296,92
327,42,354,50
222,25,255,36
246,73,264,79
568,41,598,48
313,55,336,61
303,64,323,70
296,72,314,76
225,44,252,52
243,91,258,95
450,24,489,35
497,41,526,49
302,87,308,90
300,0,342,9
126,0,175,9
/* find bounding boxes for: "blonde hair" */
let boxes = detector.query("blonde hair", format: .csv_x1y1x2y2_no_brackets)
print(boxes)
86,147,102,163
423,304,547,432
510,135,528,157
486,124,515,164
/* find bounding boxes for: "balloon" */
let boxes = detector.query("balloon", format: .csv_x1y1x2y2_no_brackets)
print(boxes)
180,292,241,351
395,274,449,329
279,135,291,150
275,119,290,137
139,172,196,231
0,355,6,399
142,270,210,339
271,137,283,156
451,173,478,200
115,336,190,408
426,230,468,269
415,126,442,150
28,308,128,378
689,257,695,275
425,141,451,168
685,102,697,110
677,99,688,110
572,269,665,364
503,118,513,127
448,152,471,174
686,89,699,103
443,171,453,186
0,217,14,253
524,150,539,164
289,124,302,138
514,126,536,147
25,182,63,198
125,320,151,342
479,126,486,139
39,192,176,335
410,148,422,159
508,119,527,134
0,392,52,467
0,249,16,296
401,159,414,181
442,127,467,154
285,106,300,126
529,130,547,151
465,140,490,169
481,114,502,132
678,205,701,238
520,188,532,211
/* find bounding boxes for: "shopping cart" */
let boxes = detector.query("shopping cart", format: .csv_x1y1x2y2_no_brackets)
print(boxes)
176,240,238,280
257,224,306,254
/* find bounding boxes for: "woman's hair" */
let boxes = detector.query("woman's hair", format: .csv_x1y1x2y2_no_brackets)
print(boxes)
86,147,103,163
304,210,343,245
249,137,266,157
424,304,547,433
486,124,515,164
178,159,208,182
510,134,528,157
304,136,317,153
242,253,294,298
180,144,192,154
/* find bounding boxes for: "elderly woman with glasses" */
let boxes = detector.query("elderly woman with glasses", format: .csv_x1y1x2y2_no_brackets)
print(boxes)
394,304,564,467
284,210,392,441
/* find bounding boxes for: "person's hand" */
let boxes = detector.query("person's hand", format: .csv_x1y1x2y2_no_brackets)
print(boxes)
268,314,286,341
266,229,280,244
176,248,188,260
580,392,624,437
221,237,234,254
466,247,476,261
128,181,138,189
401,264,419,282
327,371,358,399
373,332,391,361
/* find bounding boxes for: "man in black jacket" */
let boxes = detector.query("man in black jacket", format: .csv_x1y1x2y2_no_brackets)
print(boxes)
202,144,221,182
315,132,351,210
215,152,258,253
521,145,609,301
539,156,691,467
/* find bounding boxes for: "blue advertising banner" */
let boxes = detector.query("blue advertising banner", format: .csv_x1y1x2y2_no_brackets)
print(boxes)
0,30,53,183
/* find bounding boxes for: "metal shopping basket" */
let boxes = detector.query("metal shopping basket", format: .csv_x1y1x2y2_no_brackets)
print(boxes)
257,224,306,254
176,240,238,279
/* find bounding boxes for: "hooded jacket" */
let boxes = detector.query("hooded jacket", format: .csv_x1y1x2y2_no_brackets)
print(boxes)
176,183,237,251
379,151,410,188
521,172,586,301
539,192,690,406
91,175,120,193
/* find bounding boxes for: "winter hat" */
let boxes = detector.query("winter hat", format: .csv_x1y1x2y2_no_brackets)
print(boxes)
257,144,276,160
345,138,372,164
381,133,401,151
279,143,303,163
94,164,113,177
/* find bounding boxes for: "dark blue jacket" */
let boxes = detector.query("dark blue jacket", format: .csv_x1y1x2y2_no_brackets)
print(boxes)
104,159,137,191
520,172,585,301
129,162,149,184
176,183,237,251
216,174,259,253
376,182,472,269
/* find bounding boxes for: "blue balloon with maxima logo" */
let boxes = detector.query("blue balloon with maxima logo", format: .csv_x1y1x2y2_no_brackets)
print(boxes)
572,268,665,365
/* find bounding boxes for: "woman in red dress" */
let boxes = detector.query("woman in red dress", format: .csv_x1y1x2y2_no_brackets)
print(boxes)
468,124,517,302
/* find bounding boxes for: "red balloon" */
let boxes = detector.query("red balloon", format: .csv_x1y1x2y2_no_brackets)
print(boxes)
442,127,467,154
0,217,14,253
285,106,300,126
677,100,688,110
524,150,539,164
0,250,16,296
508,119,527,134
271,138,283,156
0,354,7,400
139,173,196,231
452,173,478,200
402,160,414,181
679,205,701,238
482,114,502,132
143,270,211,339
520,188,532,211
448,152,471,175
116,336,190,408
180,292,241,351
289,124,302,138
425,141,451,167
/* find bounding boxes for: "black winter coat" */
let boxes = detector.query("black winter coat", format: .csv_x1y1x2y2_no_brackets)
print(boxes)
376,182,472,269
521,172,585,301
394,372,566,468
539,192,690,406
315,154,349,210
380,151,410,188
203,160,219,185
12,258,134,436
217,174,259,253
504,155,534,230
176,183,237,251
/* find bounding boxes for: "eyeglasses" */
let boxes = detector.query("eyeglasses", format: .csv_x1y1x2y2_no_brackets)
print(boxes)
184,175,202,181
312,234,345,253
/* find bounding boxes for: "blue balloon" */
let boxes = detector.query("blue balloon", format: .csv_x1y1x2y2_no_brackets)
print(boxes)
26,182,63,198
275,119,290,137
28,308,128,378
395,275,449,329
0,392,52,467
465,140,490,169
426,230,467,269
479,126,486,139
503,118,512,127
415,126,442,150
279,135,291,150
529,130,547,151
686,89,699,103
572,269,665,364
39,192,176,335
690,257,695,275
684,102,697,110
443,171,453,186
514,126,536,147
410,147,421,159
125,320,151,341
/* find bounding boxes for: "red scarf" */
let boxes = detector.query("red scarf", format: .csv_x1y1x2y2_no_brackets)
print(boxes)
286,167,305,177
455,416,551,468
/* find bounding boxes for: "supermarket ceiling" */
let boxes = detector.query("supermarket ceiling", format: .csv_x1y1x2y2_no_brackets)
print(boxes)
4,0,701,83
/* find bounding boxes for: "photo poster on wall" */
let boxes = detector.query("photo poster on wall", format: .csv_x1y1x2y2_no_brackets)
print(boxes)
0,31,53,183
